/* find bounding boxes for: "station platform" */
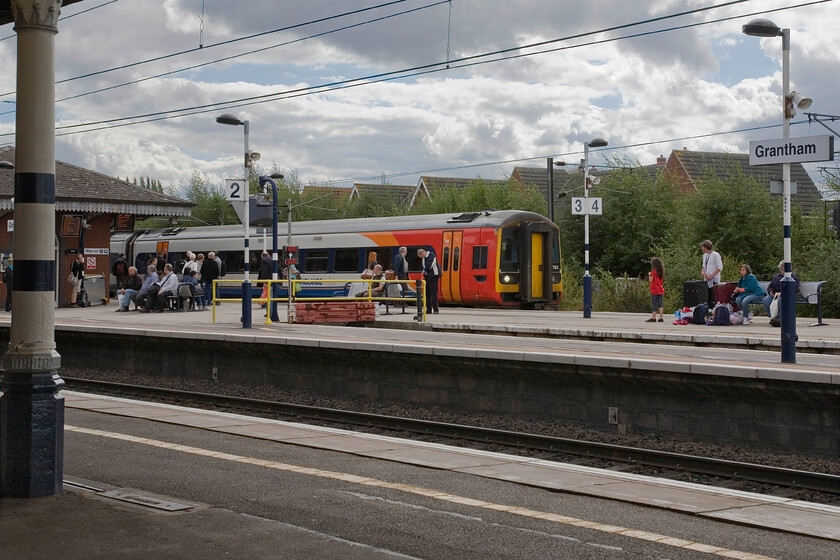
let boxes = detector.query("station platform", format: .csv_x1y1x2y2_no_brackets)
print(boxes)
3,391,839,560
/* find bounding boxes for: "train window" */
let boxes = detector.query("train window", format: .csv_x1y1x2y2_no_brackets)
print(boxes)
442,247,449,271
499,226,519,272
453,247,460,271
334,249,359,272
303,249,328,273
407,246,428,273
224,252,244,274
472,246,488,269
551,232,560,267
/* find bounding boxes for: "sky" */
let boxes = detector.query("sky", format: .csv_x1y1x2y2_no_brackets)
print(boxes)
0,0,837,197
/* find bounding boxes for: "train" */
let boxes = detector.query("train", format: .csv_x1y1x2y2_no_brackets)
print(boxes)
110,209,562,308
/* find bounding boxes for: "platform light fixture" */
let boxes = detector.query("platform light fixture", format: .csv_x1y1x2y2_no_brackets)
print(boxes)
582,137,607,319
742,18,811,363
216,112,253,328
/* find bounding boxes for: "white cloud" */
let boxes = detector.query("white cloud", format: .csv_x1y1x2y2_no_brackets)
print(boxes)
0,0,835,192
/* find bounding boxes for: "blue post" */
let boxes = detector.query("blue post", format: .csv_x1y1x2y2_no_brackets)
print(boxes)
583,274,592,318
259,175,281,322
780,273,797,362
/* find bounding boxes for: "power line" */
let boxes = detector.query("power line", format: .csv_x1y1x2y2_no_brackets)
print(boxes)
0,0,120,42
0,0,411,97
19,0,823,138
328,121,810,185
44,0,449,109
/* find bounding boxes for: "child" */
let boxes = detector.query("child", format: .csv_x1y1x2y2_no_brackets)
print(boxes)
647,257,665,322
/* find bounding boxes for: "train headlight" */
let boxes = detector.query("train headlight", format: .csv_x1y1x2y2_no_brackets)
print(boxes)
499,273,519,284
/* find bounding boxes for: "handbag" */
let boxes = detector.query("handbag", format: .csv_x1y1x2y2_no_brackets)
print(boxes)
769,294,780,319
67,273,75,284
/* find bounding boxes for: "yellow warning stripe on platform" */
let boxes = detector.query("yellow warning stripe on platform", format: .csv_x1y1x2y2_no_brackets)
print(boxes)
66,425,780,560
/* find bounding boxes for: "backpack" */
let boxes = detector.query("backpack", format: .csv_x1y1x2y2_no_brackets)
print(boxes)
692,303,707,325
712,305,731,326
220,259,227,277
115,261,126,276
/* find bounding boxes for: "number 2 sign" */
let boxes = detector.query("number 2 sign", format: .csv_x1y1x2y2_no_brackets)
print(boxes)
225,179,244,202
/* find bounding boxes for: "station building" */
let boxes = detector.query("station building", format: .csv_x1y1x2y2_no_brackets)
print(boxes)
0,146,193,307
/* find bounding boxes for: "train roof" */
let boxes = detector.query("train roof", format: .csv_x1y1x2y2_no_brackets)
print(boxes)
127,210,555,241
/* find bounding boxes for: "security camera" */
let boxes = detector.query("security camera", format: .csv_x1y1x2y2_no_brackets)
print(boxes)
81,219,92,229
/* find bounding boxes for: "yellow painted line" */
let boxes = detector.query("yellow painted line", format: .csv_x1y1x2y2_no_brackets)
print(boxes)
66,425,780,560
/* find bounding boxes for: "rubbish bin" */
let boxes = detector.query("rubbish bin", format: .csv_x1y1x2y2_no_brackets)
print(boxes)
83,274,109,306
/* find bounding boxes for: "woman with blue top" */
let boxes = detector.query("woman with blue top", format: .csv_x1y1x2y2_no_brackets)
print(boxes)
734,264,765,325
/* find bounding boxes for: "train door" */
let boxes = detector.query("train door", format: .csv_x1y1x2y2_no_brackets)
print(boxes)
440,230,463,303
519,222,552,305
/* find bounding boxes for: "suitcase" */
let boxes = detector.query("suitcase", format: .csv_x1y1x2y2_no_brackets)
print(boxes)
76,288,90,307
715,282,740,311
683,281,707,308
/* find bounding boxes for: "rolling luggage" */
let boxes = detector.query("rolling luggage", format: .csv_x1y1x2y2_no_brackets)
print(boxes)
76,287,90,307
715,282,740,311
683,281,707,308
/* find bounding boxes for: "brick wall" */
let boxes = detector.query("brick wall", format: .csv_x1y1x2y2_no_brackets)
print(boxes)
0,212,115,307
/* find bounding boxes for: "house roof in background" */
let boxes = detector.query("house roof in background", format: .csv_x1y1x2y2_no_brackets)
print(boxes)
0,146,193,216
667,149,822,212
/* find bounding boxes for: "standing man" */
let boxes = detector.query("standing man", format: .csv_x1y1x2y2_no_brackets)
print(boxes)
257,250,272,309
417,248,440,314
3,257,12,312
701,240,722,309
393,246,409,295
112,252,129,290
201,251,221,306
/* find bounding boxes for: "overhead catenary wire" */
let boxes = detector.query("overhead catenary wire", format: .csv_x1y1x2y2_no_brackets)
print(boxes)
29,0,450,111
0,0,412,97
0,0,120,42
6,0,822,139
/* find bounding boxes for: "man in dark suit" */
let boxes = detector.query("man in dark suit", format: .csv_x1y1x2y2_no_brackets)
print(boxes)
417,248,440,314
393,246,409,295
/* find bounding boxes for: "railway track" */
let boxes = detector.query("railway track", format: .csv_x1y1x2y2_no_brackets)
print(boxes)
64,377,840,496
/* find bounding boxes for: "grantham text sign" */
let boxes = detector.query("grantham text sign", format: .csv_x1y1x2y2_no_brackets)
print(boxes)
749,134,834,166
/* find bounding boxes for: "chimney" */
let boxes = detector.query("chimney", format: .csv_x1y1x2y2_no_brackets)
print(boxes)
656,154,666,166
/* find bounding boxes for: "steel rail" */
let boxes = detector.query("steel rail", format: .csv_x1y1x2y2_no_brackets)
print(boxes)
64,377,840,494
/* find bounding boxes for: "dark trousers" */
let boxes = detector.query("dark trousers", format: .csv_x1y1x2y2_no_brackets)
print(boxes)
707,283,717,309
5,288,10,312
143,285,161,311
425,275,439,313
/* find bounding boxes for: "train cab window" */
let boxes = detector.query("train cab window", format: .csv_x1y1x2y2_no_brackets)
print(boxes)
453,246,460,271
551,233,560,268
303,249,328,273
472,246,488,269
334,249,359,272
499,226,519,272
442,247,449,271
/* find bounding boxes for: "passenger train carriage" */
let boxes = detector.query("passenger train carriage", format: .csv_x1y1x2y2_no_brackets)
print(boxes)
110,210,562,308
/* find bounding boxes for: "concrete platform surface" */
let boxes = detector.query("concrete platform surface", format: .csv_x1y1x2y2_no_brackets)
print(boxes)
58,391,840,542
25,302,840,383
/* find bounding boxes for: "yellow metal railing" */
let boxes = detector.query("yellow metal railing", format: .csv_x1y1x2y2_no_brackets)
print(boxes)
211,278,426,324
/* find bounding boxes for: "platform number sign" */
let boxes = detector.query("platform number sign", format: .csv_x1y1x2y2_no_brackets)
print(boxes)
225,179,245,202
571,197,603,216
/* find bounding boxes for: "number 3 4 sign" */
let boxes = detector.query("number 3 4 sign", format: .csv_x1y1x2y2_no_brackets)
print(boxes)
571,197,603,216
225,179,245,202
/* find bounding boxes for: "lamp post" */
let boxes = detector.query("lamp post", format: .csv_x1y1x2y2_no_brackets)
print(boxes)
743,19,811,363
582,137,607,318
258,173,284,323
216,113,258,329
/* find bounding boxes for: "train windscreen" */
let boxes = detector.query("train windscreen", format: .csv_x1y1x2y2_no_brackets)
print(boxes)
499,225,519,272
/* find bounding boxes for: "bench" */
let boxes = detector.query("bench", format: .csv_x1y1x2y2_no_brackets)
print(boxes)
757,280,827,326
336,281,417,315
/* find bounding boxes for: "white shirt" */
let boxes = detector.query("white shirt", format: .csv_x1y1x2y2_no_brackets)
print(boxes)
703,250,722,287
156,272,179,294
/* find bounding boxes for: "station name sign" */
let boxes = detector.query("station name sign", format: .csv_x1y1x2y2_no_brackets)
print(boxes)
749,134,834,166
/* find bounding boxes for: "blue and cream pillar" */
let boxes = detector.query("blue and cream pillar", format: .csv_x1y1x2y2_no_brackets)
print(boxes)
0,0,64,498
